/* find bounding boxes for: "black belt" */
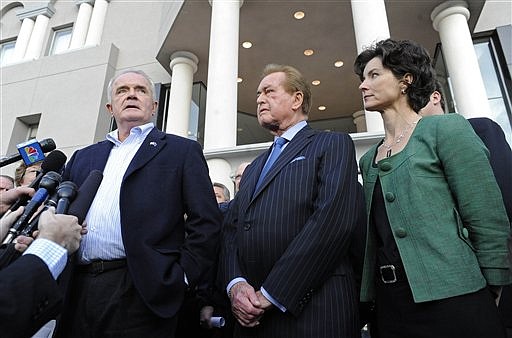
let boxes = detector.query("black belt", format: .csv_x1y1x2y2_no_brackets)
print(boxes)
76,259,127,275
378,264,407,284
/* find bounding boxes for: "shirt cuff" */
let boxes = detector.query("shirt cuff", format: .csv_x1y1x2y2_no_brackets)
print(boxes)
226,277,247,296
23,238,67,280
261,286,287,312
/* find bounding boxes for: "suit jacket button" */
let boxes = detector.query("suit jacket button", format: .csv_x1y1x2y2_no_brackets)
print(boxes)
395,228,407,238
385,192,395,202
243,223,251,231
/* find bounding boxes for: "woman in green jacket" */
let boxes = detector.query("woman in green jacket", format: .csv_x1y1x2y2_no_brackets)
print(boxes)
354,39,510,338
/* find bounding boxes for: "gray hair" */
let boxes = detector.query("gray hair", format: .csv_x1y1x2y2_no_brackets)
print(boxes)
107,69,157,102
213,182,231,201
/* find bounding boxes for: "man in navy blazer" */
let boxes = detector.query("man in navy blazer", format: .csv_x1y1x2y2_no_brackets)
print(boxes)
223,64,362,337
55,70,221,337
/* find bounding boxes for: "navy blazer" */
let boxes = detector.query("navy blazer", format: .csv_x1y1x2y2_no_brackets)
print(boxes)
468,117,512,222
62,128,221,318
223,125,362,337
0,254,62,338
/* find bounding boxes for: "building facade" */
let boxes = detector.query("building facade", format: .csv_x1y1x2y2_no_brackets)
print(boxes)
1,0,510,197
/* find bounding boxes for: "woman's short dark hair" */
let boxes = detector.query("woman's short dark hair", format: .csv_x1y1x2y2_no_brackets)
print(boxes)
354,39,436,112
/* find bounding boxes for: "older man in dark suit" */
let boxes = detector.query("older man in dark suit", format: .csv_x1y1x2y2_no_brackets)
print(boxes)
223,64,362,338
55,70,221,337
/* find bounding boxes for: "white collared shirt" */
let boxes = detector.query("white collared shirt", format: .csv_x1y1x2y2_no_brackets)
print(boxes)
78,123,154,263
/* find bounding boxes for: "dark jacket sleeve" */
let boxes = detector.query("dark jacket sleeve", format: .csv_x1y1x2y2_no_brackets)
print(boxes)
0,254,63,338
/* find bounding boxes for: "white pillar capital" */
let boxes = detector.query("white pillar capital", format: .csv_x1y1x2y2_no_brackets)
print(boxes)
170,51,199,74
431,1,470,32
17,5,55,21
208,0,244,8
75,0,95,6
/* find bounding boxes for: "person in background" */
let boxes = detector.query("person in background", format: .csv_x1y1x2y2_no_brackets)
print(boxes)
232,162,251,194
55,70,221,338
421,80,512,338
0,175,14,191
354,38,510,338
420,80,512,223
213,182,231,204
223,64,362,337
14,162,42,187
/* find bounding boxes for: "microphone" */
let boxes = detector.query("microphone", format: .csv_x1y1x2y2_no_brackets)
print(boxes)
29,150,67,189
0,138,56,167
18,181,77,238
67,170,103,223
2,171,61,244
55,181,78,214
7,150,67,213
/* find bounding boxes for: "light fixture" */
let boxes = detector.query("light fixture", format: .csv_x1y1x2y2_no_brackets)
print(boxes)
242,41,252,49
237,77,243,83
294,11,305,20
237,128,243,132
318,106,326,111
334,60,344,67
312,80,320,86
304,49,314,56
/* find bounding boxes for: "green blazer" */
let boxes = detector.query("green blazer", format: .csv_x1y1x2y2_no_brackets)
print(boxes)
359,114,511,303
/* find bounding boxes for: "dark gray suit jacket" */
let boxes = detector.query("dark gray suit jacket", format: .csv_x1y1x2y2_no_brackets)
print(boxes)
223,125,362,338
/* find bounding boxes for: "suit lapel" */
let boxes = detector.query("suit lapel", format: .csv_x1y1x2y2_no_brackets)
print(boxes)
92,141,114,172
251,126,315,200
124,128,167,179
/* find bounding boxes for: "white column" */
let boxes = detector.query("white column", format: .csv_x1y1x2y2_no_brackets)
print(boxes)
207,158,234,200
12,17,35,61
431,1,491,119
85,0,109,46
351,0,389,132
24,14,50,60
70,1,93,49
166,51,199,137
203,0,243,150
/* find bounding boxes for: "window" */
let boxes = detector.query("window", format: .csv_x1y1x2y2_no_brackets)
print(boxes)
49,26,72,55
0,39,16,66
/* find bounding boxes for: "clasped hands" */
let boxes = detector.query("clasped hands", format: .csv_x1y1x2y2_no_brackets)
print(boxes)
229,281,273,327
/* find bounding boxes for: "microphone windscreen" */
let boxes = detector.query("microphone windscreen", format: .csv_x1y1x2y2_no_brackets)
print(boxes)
39,138,56,153
40,150,67,174
67,170,103,223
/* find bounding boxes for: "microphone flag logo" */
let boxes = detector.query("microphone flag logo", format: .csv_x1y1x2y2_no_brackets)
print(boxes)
16,139,46,165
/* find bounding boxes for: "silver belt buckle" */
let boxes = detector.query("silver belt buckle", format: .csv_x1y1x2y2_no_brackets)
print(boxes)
379,264,397,284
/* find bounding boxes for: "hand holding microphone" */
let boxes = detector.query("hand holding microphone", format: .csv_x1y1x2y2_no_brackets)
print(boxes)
38,207,84,255
2,171,61,245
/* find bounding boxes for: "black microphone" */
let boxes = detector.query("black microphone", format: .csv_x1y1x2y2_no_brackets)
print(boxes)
67,170,103,223
8,150,67,213
0,138,56,167
2,171,61,245
29,150,67,189
55,181,78,214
